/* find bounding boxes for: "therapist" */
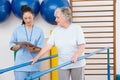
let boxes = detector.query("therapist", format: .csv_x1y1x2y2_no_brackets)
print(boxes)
9,5,44,80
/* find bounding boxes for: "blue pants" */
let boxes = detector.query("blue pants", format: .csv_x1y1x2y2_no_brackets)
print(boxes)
14,71,40,80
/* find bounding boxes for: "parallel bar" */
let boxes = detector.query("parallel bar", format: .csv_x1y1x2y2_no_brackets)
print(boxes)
0,54,58,74
24,47,109,80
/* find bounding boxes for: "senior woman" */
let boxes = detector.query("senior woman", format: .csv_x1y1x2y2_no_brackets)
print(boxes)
31,7,86,80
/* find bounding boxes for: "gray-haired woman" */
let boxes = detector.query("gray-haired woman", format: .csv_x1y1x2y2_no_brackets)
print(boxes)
31,7,86,80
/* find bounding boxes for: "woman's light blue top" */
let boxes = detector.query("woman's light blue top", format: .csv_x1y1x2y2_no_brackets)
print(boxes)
9,25,44,71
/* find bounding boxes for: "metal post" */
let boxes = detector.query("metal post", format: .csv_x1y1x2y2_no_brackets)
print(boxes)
107,48,111,80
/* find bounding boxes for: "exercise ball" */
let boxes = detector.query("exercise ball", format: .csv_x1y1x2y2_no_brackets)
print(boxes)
0,0,11,23
12,0,40,19
40,0,69,25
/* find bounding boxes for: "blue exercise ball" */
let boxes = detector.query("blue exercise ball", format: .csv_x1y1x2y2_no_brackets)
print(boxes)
0,0,11,23
40,0,69,25
12,0,40,19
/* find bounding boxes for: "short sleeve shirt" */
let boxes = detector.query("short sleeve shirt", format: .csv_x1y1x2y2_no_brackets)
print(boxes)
47,24,86,69
9,25,44,71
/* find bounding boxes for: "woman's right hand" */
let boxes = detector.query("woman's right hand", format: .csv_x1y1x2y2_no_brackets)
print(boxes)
11,45,21,51
30,57,39,64
30,43,52,64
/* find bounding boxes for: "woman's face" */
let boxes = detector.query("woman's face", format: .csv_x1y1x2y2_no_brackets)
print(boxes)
55,11,67,27
23,12,34,26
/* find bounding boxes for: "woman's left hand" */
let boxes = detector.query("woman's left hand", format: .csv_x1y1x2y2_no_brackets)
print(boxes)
30,57,38,64
71,55,78,63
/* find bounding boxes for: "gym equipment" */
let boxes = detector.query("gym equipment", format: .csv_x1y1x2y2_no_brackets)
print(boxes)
0,0,11,23
24,47,110,80
0,54,58,74
0,47,111,80
50,30,58,80
40,0,69,25
11,0,40,19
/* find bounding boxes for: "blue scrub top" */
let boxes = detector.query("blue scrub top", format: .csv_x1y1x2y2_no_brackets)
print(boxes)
9,25,44,71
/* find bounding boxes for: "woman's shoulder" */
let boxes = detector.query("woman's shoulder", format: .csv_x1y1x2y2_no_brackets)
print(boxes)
33,25,43,33
14,25,24,31
71,23,81,28
69,24,81,31
52,26,61,32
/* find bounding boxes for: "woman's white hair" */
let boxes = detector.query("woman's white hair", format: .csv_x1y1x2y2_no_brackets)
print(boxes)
55,7,72,23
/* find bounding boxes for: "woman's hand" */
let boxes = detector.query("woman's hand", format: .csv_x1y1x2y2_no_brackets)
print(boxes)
71,54,78,63
30,56,39,64
72,44,85,63
22,44,35,52
11,45,21,51
30,43,53,64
